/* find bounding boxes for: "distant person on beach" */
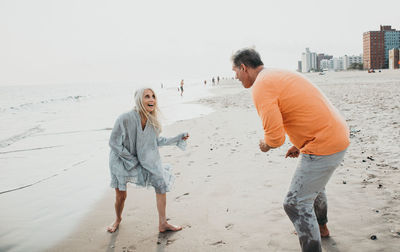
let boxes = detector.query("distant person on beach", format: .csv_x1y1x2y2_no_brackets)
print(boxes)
204,80,207,85
107,88,189,233
212,77,215,86
180,79,184,96
217,76,220,84
231,48,349,252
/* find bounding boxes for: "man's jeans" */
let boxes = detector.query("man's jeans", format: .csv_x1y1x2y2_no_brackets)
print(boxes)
283,149,347,252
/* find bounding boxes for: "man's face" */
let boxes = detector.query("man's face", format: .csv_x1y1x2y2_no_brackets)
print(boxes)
232,64,252,88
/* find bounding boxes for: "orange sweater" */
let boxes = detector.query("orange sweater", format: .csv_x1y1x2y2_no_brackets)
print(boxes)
252,69,349,155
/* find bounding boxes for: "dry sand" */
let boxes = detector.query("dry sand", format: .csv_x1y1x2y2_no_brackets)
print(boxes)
51,71,400,251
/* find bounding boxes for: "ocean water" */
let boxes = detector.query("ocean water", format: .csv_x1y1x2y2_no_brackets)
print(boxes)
0,80,215,251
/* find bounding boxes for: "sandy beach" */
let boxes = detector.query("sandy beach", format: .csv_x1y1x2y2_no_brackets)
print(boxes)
45,70,400,252
1,1,400,251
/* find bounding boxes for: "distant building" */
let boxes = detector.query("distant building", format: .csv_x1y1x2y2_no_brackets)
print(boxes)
320,56,355,71
301,48,311,72
301,48,317,72
363,25,400,69
317,53,333,71
297,61,302,72
310,52,317,70
319,58,341,71
300,49,361,72
320,59,331,71
363,30,385,69
333,57,344,71
385,30,400,68
343,54,363,69
389,48,399,69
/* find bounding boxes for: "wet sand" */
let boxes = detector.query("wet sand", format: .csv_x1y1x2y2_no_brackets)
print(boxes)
50,70,400,251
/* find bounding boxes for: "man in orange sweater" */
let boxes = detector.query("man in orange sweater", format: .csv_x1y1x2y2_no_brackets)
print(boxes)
232,48,349,252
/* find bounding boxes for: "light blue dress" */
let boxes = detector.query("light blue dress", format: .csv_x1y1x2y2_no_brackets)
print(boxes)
109,110,187,194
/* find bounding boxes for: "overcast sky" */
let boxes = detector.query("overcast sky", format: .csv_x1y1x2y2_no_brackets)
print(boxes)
1,0,399,86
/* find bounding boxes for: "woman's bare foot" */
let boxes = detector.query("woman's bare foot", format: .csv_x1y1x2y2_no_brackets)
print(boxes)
319,224,330,237
159,222,182,233
107,219,121,233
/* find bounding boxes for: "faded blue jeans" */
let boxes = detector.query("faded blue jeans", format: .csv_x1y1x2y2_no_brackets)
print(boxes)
283,149,347,252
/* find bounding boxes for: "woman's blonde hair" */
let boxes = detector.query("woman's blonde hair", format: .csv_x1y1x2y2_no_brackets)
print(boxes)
134,88,162,134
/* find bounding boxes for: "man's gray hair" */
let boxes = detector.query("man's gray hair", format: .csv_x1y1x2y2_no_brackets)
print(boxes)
231,48,264,68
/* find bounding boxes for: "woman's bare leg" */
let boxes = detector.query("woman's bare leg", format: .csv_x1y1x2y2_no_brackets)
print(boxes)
156,193,182,232
107,188,127,232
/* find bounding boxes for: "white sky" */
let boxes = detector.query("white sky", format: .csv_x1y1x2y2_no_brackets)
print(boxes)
1,0,399,85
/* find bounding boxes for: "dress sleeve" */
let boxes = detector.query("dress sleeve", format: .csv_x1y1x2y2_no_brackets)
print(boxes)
109,116,140,171
157,132,188,150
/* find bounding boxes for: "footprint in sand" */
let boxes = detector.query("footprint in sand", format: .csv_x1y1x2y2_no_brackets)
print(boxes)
264,183,272,188
182,224,192,229
122,245,136,252
175,192,190,201
157,234,177,246
225,224,234,230
166,239,176,246
211,240,226,246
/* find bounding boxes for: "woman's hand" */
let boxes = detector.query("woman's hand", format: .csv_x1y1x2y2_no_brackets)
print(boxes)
182,133,189,141
285,145,300,158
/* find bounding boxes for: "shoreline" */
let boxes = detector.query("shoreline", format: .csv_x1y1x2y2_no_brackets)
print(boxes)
52,72,400,251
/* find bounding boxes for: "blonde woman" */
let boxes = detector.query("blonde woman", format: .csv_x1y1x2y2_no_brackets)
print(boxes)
107,88,189,233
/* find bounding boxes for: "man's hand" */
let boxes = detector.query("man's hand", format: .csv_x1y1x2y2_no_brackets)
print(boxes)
259,140,271,152
285,145,300,158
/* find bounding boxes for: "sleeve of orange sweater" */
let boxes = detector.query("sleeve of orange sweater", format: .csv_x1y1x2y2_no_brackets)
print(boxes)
252,80,286,148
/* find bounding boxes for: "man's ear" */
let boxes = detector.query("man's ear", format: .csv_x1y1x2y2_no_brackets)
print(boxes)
240,63,247,72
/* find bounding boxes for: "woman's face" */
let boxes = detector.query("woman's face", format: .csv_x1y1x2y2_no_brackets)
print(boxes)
142,89,156,113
